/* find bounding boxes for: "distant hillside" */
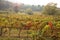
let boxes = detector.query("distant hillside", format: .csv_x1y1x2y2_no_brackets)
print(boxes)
0,0,43,12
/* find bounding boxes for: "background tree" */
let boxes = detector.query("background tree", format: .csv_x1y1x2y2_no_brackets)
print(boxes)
56,8,60,15
13,3,20,13
25,8,33,15
42,3,57,15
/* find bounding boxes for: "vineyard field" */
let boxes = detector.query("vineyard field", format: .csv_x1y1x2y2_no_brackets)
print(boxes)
0,13,60,40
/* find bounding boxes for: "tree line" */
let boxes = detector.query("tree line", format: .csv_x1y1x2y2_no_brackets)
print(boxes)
0,0,60,15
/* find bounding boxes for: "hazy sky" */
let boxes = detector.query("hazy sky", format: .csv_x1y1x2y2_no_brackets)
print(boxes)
8,0,60,7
